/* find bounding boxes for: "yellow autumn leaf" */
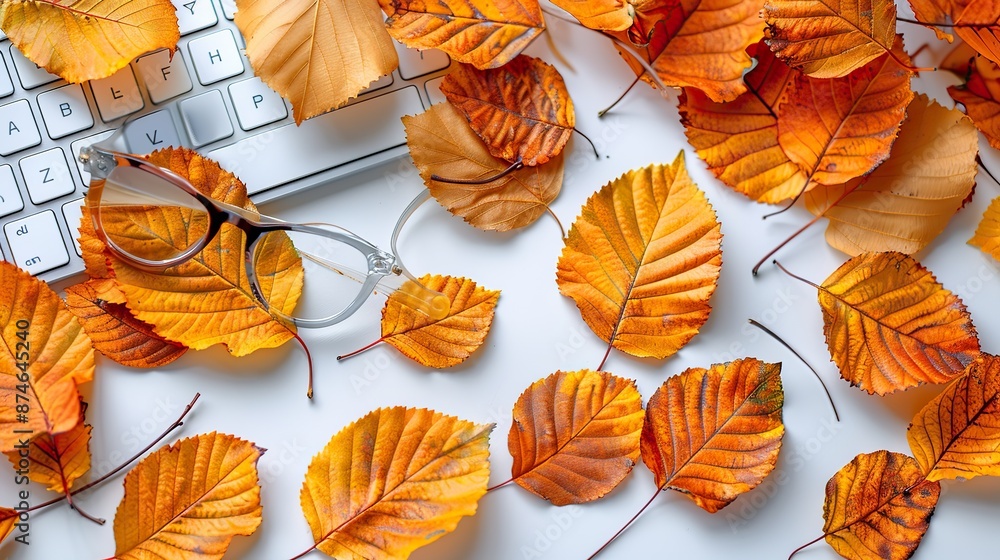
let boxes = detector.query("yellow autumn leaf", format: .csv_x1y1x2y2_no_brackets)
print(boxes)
5,422,91,494
235,0,398,124
556,155,722,365
970,196,1000,262
0,0,179,83
550,0,631,31
300,407,491,559
0,508,18,545
113,432,264,560
0,262,94,451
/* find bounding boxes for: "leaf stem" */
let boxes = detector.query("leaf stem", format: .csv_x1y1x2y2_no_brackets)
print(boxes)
762,177,809,220
574,127,600,159
288,542,319,560
747,319,840,421
292,331,314,399
24,393,201,516
545,206,566,239
978,155,1000,188
587,488,661,559
336,337,385,361
597,342,613,371
486,478,514,492
751,209,825,275
599,75,641,117
431,159,524,185
787,534,825,559
772,260,823,290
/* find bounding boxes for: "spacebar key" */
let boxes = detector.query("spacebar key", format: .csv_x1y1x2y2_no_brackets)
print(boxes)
210,86,424,195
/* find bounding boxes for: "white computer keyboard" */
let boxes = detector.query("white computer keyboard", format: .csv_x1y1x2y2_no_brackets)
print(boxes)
0,0,453,284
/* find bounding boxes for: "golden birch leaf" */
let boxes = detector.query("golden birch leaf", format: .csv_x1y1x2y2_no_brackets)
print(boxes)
65,279,187,368
379,0,545,69
908,354,1000,481
549,0,631,31
970,196,1000,261
678,40,807,204
763,0,899,78
804,94,979,255
300,407,492,559
556,155,722,363
404,103,564,231
817,252,981,395
508,370,644,505
821,451,941,560
81,147,304,356
641,359,784,512
5,422,90,494
235,0,398,124
113,432,264,560
0,262,94,451
954,1,1000,66
0,0,179,83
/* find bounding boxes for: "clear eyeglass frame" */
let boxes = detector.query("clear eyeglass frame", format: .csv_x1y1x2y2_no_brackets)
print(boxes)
78,130,448,328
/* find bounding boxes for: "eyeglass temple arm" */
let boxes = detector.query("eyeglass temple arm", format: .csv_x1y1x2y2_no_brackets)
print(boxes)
389,189,450,320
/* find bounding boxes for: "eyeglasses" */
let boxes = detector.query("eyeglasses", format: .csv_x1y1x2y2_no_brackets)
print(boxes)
78,132,448,328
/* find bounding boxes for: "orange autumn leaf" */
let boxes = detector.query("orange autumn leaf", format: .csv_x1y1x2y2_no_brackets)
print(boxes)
404,103,564,231
65,279,187,369
0,508,16,545
814,252,980,395
641,358,784,512
5,422,90,494
820,451,941,560
236,0,398,124
113,432,264,560
776,36,913,187
80,147,304,356
679,40,807,204
615,0,764,102
763,0,899,78
355,274,500,368
550,0,632,31
556,155,722,363
0,0,179,83
907,0,961,41
508,370,643,505
379,0,545,69
300,407,491,559
907,354,1000,481
954,1,1000,65
441,55,574,166
0,262,94,451
804,94,979,255
970,196,1000,261
942,42,1000,150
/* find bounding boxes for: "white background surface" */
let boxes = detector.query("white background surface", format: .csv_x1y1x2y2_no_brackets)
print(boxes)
4,5,1000,560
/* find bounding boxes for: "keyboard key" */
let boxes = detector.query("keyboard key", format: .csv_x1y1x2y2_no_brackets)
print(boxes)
0,52,13,98
211,86,424,194
188,29,243,85
229,77,287,131
424,76,446,105
9,45,59,89
20,148,75,204
136,49,193,104
0,99,41,156
37,84,94,139
62,198,84,256
396,44,449,80
71,129,116,185
219,0,236,19
179,89,233,147
0,165,24,219
125,110,182,154
4,210,70,275
91,66,144,122
173,0,218,35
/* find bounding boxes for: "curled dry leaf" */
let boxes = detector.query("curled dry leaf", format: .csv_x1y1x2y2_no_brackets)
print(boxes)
65,279,187,368
763,0,899,78
404,103,564,231
970,196,1000,261
0,262,94,451
556,155,722,364
678,40,807,204
379,0,545,70
804,94,979,255
236,0,398,124
0,0,179,83
549,0,632,31
80,147,304,356
641,358,784,512
776,36,914,187
4,422,91,494
815,252,980,395
615,0,764,102
114,432,263,559
953,2,1000,66
508,370,643,505
908,354,1000,481
942,42,1000,150
441,55,574,166
300,407,491,559
820,451,940,560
